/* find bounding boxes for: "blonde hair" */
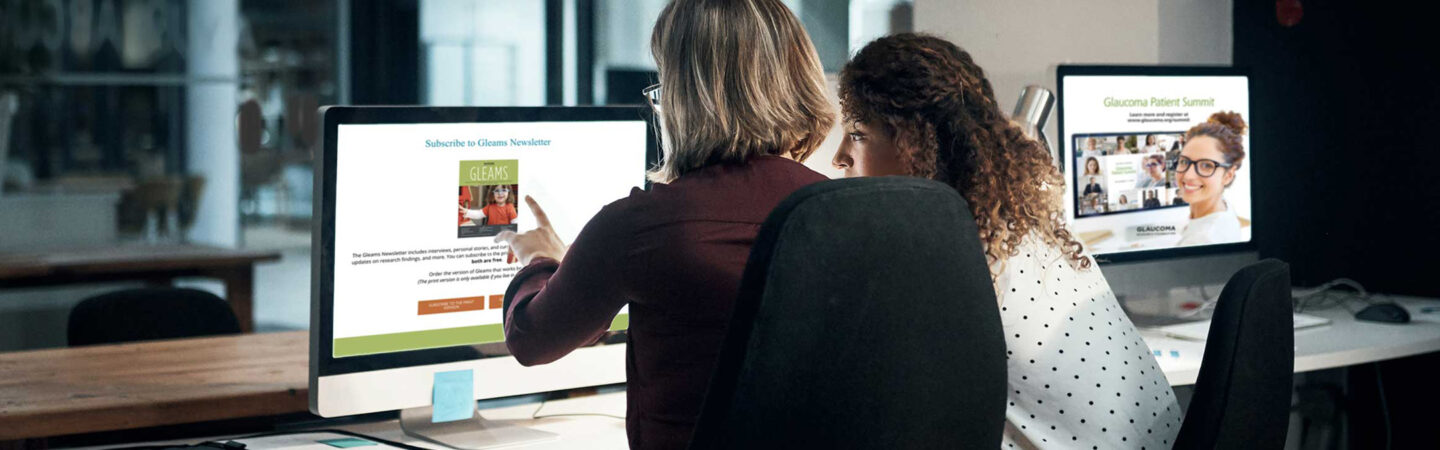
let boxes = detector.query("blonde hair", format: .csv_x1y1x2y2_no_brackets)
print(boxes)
647,0,834,183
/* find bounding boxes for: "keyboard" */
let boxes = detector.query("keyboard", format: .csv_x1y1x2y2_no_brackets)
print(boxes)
1155,313,1332,341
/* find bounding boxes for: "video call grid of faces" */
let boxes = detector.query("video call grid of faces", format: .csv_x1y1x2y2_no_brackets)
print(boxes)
1073,132,1188,217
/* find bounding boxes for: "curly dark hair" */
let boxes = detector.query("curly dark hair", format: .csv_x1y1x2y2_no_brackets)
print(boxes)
839,33,1090,271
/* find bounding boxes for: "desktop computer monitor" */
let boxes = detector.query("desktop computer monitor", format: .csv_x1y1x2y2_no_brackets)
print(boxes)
310,106,655,446
1057,65,1253,264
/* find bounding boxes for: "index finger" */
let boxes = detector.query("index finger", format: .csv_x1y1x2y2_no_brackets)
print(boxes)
526,195,553,230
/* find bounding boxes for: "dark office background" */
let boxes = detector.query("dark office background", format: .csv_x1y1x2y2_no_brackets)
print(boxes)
1238,0,1440,299
1237,1,1440,447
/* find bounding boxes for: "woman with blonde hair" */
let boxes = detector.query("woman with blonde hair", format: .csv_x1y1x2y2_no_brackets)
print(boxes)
832,33,1181,449
495,1,833,448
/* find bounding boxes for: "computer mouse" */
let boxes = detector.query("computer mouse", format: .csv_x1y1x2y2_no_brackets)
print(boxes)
1355,303,1411,324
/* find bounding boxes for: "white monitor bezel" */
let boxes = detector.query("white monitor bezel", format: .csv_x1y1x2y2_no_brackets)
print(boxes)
310,106,655,417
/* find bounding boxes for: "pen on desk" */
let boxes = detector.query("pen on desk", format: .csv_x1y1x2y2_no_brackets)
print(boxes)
1420,306,1440,314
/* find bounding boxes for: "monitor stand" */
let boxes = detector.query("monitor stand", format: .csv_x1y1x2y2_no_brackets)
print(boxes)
1103,250,1260,328
399,405,558,449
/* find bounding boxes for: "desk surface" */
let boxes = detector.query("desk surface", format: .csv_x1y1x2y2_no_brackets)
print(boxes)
1144,295,1440,386
0,331,308,440
339,393,630,450
68,393,632,450
7,297,1440,442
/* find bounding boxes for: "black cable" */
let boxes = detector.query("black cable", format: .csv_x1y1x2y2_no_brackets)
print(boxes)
529,399,627,421
1375,363,1391,450
108,428,428,450
533,412,628,420
1293,278,1377,314
110,401,626,450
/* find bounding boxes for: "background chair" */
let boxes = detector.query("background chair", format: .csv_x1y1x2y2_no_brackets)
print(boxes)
689,177,1007,449
67,287,242,347
1173,259,1294,449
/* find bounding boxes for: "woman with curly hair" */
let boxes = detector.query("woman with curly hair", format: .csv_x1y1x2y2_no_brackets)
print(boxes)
833,33,1181,449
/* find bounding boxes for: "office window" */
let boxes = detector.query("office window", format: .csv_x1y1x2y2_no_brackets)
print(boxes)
588,0,913,106
420,0,546,106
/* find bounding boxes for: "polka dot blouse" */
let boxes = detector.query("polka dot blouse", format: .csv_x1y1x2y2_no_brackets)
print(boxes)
995,235,1182,449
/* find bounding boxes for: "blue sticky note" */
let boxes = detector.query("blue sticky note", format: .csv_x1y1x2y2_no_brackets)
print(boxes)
432,369,475,423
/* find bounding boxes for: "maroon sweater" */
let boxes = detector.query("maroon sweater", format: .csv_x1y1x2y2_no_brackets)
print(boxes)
502,155,827,449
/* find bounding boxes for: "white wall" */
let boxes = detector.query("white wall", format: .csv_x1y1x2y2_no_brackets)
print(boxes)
912,0,1231,141
1159,1,1232,65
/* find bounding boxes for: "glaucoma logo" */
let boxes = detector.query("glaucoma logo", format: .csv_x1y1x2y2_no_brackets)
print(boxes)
1134,225,1178,237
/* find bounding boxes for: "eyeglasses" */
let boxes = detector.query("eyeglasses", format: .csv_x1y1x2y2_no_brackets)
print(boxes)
1171,156,1233,177
642,83,662,112
1143,161,1163,169
643,83,667,152
493,187,511,193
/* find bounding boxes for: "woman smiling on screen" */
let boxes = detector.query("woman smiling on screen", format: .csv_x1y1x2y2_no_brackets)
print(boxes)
1175,112,1247,246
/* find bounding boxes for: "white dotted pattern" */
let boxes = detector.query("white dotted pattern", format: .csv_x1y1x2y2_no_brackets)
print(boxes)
996,236,1182,449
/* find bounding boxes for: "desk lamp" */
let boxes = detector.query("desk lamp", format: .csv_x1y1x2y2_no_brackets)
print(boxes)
1011,85,1056,163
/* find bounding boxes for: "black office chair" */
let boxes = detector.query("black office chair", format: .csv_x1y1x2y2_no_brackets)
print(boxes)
1173,259,1294,449
67,287,243,346
689,177,1008,449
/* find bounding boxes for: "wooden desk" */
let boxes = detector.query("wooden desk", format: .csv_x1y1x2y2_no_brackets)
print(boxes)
0,331,309,441
67,393,631,450
0,244,281,331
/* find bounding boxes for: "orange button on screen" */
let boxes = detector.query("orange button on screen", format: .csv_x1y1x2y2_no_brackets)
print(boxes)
418,297,486,315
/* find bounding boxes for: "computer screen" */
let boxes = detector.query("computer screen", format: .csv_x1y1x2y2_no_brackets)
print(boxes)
1058,66,1252,260
312,107,651,417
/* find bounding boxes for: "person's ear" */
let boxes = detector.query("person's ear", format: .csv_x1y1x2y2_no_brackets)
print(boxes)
1223,167,1236,187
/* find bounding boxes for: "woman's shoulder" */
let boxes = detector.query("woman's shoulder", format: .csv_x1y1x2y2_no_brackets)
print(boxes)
1179,208,1241,244
724,155,829,184
1003,234,1096,276
1189,207,1241,229
624,155,826,212
994,233,1105,304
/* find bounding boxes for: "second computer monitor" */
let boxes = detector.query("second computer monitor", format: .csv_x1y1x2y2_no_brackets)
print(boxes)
1058,66,1253,262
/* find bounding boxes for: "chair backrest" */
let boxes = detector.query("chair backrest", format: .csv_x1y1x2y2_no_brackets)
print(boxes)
67,287,242,347
1173,259,1294,449
689,177,1007,449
